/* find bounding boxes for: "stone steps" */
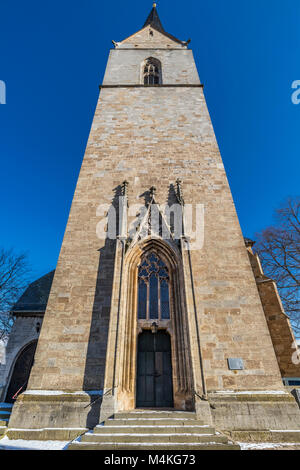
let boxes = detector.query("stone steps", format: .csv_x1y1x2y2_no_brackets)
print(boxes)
0,403,13,410
114,411,197,419
68,410,240,451
81,432,228,444
0,404,13,438
69,442,241,450
94,425,215,434
104,418,206,426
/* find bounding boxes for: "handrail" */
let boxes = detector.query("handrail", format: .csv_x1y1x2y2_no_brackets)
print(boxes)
192,389,216,410
192,389,208,401
84,388,113,409
12,382,27,400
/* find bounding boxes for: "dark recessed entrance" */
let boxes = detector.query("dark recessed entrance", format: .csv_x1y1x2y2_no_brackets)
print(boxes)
136,330,173,408
5,341,37,403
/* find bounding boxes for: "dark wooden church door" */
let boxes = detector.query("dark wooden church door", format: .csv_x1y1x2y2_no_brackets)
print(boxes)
136,330,173,408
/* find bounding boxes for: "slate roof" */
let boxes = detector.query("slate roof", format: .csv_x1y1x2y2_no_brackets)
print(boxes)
12,270,55,313
143,4,165,33
140,4,185,45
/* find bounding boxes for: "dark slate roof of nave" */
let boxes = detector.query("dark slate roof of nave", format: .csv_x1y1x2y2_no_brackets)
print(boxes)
12,270,55,313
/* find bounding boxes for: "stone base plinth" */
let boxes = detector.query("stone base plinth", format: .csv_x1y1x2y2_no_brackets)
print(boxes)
208,391,300,431
8,391,102,433
224,429,300,443
6,427,87,441
195,397,213,425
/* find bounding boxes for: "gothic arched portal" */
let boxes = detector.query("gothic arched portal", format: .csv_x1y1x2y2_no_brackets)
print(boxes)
115,238,194,411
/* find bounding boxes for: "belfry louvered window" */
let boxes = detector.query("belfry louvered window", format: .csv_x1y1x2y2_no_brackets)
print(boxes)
138,252,170,320
143,58,161,85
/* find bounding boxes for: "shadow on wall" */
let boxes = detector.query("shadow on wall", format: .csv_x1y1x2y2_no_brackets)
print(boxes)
83,185,122,428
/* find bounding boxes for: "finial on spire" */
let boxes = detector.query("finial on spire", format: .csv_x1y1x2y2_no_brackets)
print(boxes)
121,180,129,196
153,2,157,7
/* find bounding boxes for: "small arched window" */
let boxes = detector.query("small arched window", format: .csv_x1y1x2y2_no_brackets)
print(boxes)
137,252,170,320
143,58,161,85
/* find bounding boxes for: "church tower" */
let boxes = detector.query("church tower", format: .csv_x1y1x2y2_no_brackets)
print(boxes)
8,4,300,436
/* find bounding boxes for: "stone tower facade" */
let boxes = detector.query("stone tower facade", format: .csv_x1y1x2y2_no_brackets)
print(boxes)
8,5,300,434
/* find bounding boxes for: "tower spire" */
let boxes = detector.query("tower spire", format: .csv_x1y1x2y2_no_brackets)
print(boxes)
143,3,165,33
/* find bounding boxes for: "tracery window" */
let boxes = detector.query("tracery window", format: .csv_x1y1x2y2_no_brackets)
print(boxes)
143,58,161,85
138,252,170,320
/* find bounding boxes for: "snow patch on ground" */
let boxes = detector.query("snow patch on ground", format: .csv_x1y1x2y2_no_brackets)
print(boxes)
123,410,193,414
89,433,215,437
1,437,299,451
212,390,288,395
71,441,222,447
269,430,300,432
7,427,86,431
0,436,70,450
114,417,196,421
238,442,300,450
96,424,211,428
22,390,102,396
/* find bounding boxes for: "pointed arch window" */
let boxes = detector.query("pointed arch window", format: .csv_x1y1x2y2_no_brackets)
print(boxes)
143,58,162,85
137,252,170,320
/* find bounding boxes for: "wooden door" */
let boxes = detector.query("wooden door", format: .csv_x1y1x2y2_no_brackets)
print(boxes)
136,331,173,408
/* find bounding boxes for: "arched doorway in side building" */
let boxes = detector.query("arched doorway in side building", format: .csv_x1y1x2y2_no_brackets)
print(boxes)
5,341,38,403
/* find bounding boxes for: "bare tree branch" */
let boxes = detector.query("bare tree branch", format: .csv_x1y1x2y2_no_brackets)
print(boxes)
254,197,300,337
0,248,31,339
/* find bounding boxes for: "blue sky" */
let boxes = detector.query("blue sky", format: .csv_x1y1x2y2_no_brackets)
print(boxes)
0,0,299,281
